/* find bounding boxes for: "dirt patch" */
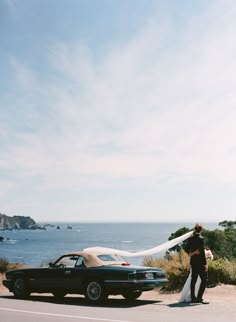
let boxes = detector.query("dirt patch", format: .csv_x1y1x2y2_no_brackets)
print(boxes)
140,284,236,303
0,273,10,294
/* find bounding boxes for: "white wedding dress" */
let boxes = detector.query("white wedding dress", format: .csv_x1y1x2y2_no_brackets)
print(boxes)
179,249,213,303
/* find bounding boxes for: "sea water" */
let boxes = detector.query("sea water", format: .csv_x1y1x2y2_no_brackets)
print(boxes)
0,222,218,266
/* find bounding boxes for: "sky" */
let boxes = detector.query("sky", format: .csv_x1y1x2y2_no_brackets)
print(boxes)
1,0,236,223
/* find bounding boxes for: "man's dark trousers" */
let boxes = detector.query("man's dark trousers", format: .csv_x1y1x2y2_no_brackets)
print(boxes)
191,265,207,300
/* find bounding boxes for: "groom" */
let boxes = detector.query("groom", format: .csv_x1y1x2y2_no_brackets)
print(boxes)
185,223,209,304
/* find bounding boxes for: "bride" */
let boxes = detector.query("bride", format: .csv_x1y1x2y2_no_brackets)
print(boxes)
179,248,213,303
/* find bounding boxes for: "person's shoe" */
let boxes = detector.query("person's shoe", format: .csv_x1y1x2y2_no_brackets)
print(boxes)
197,298,209,304
191,297,198,303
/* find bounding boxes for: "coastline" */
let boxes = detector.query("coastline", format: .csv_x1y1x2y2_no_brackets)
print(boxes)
0,222,219,267
1,273,235,302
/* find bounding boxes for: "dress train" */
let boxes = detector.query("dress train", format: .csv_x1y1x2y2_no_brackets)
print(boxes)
179,270,201,302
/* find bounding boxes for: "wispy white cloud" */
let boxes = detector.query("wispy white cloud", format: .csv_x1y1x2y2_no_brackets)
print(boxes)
10,57,38,89
6,5,236,179
0,181,15,198
1,1,236,220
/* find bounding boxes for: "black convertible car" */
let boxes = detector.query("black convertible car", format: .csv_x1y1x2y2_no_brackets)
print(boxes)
3,250,168,303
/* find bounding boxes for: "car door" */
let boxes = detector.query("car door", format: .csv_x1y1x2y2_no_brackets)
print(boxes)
49,255,80,291
30,255,79,292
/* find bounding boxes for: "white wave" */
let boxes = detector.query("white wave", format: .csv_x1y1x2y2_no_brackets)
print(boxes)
4,239,17,244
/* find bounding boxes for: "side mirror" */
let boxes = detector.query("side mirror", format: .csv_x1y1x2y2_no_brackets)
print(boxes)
49,262,54,267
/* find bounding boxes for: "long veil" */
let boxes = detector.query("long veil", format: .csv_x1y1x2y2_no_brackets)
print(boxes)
84,230,193,257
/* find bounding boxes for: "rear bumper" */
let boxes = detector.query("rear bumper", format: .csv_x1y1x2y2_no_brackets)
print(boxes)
105,278,168,291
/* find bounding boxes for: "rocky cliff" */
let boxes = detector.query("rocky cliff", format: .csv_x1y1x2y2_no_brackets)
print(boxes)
0,213,39,230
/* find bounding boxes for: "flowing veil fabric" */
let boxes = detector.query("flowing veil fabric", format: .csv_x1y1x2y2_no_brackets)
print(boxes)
84,231,193,257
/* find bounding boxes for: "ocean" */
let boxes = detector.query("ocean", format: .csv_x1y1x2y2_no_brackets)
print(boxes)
0,222,219,267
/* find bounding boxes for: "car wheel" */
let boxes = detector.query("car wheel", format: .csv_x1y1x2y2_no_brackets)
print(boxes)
122,290,142,301
52,291,67,299
13,278,30,298
84,280,108,303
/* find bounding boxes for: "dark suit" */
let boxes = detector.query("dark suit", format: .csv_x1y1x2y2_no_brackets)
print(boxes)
185,233,207,301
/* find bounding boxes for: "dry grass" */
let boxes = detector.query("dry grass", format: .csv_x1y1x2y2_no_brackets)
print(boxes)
143,250,236,291
0,258,26,273
143,250,190,291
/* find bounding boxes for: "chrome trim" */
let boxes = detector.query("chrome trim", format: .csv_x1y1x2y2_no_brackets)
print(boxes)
105,279,166,283
65,271,71,275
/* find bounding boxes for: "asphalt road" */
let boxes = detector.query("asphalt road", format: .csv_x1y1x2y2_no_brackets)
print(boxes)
0,293,235,322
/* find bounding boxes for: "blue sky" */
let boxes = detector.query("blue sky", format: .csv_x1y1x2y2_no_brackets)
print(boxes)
1,0,236,223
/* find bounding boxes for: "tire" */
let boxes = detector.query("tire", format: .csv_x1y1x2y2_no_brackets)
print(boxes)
13,278,30,298
122,290,142,301
84,280,108,304
52,291,67,299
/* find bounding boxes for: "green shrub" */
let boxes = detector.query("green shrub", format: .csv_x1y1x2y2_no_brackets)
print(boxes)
169,222,236,260
211,259,236,285
207,259,226,286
